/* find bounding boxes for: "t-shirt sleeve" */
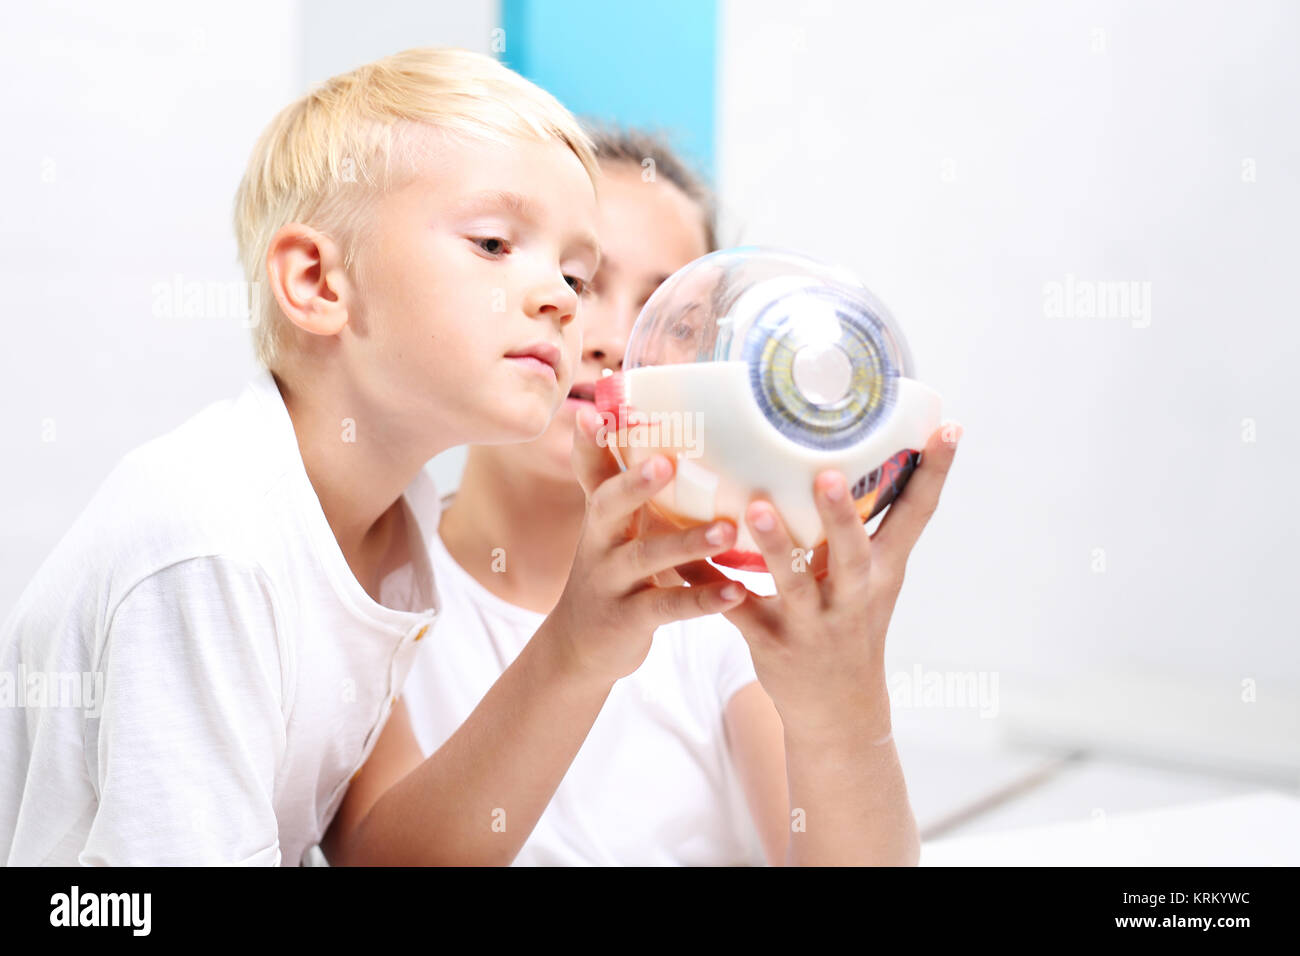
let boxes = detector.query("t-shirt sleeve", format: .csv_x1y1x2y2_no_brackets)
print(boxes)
705,615,760,708
81,556,287,865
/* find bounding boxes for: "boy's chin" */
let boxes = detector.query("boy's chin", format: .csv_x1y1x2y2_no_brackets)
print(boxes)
483,397,564,446
494,415,552,445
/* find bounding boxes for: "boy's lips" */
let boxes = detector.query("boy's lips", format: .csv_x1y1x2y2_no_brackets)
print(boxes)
504,342,561,381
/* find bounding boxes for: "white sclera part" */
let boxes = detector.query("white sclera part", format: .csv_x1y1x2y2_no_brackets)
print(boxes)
672,453,721,522
624,361,942,551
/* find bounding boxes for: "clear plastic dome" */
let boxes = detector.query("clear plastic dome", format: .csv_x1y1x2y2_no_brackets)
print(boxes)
594,246,941,574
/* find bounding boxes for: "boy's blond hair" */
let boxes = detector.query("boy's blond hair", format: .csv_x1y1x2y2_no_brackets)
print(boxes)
233,47,599,373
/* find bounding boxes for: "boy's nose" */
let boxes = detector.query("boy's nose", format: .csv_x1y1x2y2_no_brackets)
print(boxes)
522,275,578,325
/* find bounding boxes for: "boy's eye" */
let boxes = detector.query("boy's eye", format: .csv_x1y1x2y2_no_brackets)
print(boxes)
565,275,589,296
474,237,510,256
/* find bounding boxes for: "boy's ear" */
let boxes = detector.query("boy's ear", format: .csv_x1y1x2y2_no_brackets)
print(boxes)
265,223,352,336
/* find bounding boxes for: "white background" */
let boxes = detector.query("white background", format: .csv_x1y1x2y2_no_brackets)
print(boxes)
718,0,1299,779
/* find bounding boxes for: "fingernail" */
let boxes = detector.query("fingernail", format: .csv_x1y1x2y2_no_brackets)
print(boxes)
641,457,663,482
705,521,730,546
751,507,775,532
822,474,846,502
942,421,964,446
721,583,742,601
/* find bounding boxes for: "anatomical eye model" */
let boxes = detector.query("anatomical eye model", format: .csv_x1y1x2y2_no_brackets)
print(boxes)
594,246,944,574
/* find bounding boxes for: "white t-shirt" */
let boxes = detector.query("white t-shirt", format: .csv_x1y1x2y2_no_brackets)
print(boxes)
401,499,769,866
0,367,441,866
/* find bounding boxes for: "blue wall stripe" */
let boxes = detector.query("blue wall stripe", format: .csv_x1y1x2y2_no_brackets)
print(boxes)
498,0,718,184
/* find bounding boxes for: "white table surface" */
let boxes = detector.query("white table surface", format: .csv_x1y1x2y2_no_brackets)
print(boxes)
920,789,1300,866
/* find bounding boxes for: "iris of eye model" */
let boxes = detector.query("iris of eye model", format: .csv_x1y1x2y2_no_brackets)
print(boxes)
746,286,898,452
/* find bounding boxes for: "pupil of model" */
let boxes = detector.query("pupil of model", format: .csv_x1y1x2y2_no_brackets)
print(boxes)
792,342,852,406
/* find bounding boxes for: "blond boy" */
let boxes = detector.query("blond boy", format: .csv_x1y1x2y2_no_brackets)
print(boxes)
0,48,751,865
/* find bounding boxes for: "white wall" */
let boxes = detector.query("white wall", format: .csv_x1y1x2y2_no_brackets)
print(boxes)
0,1,302,614
718,0,1300,775
301,0,497,89
0,1,495,615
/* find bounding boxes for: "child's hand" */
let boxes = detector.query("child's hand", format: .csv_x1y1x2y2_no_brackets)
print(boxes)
544,406,749,684
681,423,962,737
